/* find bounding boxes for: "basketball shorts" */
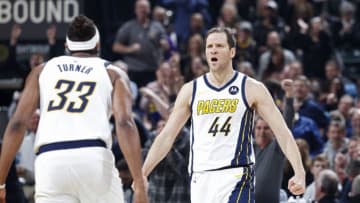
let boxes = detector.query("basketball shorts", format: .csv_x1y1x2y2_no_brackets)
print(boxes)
34,147,124,203
191,166,254,203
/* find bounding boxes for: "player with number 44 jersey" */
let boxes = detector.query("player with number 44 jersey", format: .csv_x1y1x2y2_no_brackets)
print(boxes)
191,71,254,172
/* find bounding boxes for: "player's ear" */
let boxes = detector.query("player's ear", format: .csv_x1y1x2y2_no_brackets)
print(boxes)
230,47,236,58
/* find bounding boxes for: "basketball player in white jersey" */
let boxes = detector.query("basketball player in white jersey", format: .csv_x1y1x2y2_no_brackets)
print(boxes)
142,27,305,202
0,15,148,203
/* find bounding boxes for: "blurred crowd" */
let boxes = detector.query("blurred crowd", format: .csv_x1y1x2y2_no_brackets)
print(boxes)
1,0,360,203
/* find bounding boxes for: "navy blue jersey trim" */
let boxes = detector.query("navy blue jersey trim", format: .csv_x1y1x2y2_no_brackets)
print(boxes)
203,71,238,92
104,61,111,68
190,80,197,114
241,75,250,109
190,118,195,177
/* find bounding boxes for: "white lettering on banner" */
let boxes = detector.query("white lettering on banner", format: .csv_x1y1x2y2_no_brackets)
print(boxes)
47,0,62,23
0,0,79,24
63,0,78,22
0,1,11,23
30,0,45,24
13,0,28,24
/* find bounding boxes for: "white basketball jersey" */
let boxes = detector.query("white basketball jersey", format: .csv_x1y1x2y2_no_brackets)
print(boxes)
190,71,255,173
35,56,113,152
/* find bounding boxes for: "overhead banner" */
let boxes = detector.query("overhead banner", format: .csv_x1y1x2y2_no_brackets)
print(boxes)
0,0,84,40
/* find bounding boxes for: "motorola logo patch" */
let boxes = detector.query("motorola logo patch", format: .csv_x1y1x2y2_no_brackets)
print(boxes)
229,86,239,95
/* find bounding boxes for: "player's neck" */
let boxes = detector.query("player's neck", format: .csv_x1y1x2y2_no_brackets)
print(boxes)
208,68,234,87
71,52,97,57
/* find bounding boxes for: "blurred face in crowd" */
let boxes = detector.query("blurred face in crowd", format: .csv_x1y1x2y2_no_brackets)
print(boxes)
293,79,309,101
205,32,235,72
190,13,204,33
289,62,303,77
310,17,323,34
311,160,328,179
156,62,172,85
135,0,150,21
351,111,360,136
338,96,353,116
267,31,281,51
188,34,204,55
221,3,238,24
334,152,347,182
327,123,345,142
29,53,44,69
348,139,360,160
254,118,273,149
325,63,340,80
153,6,166,23
191,57,207,77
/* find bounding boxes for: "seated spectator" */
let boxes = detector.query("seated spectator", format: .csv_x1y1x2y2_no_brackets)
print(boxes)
237,61,256,78
303,155,330,202
294,75,329,133
324,121,349,169
258,31,295,81
234,21,257,66
184,56,208,82
314,169,339,203
143,118,190,203
292,113,324,156
349,175,360,203
350,109,360,137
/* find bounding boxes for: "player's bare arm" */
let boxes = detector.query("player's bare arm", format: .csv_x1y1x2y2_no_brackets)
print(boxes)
142,81,192,177
245,77,306,195
0,65,43,202
108,69,148,203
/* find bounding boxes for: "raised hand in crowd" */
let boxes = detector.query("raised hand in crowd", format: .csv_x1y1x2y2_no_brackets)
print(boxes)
10,24,22,46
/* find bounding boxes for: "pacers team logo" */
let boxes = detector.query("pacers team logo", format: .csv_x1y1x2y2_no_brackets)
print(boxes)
229,86,239,95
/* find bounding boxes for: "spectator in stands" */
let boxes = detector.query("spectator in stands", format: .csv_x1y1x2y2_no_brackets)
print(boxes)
283,139,313,196
159,0,210,50
323,59,357,97
293,75,329,132
351,109,360,137
237,61,256,78
253,0,286,52
140,62,178,130
334,152,350,194
254,117,286,203
143,118,191,203
348,137,360,162
217,2,240,29
113,0,169,87
295,17,334,79
331,1,360,50
292,113,324,156
324,121,349,168
330,95,354,136
349,174,360,203
258,31,295,81
280,60,304,80
340,158,360,203
180,34,205,76
234,21,257,66
303,154,330,203
314,169,339,203
184,56,208,82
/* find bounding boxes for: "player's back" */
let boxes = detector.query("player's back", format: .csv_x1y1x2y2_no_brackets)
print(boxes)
35,56,113,151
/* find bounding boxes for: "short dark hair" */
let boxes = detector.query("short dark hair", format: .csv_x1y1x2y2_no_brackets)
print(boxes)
67,15,97,54
67,15,96,41
205,27,236,49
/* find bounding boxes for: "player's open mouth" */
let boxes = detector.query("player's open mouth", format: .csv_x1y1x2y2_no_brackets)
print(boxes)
211,57,218,62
